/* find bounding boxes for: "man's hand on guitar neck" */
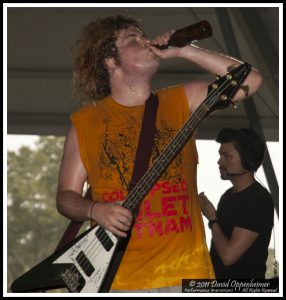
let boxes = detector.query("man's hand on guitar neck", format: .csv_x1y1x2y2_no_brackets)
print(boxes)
90,201,133,238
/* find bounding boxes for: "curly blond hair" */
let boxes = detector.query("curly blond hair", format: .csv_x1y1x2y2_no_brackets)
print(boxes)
71,15,142,104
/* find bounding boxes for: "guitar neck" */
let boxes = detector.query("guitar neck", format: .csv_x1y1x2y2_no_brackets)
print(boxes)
122,102,209,214
122,62,252,215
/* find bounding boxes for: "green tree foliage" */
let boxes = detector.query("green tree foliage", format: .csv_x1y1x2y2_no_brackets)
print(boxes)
7,136,76,292
266,248,279,279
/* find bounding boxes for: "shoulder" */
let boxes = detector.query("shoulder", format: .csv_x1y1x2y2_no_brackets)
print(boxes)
70,98,110,125
156,84,186,100
69,104,99,143
184,80,210,113
243,182,274,215
249,181,273,201
70,104,97,120
156,84,190,119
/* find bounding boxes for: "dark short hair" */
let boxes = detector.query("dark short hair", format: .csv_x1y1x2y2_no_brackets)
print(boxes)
216,128,265,172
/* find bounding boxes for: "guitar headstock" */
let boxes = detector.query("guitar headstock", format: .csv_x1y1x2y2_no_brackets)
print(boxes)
205,63,252,113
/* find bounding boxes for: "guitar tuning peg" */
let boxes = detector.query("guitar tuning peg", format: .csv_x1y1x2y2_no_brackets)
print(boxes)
240,84,249,97
227,64,237,72
231,100,240,109
215,74,221,80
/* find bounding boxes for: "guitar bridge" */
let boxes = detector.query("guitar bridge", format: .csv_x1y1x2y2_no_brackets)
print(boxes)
60,268,81,293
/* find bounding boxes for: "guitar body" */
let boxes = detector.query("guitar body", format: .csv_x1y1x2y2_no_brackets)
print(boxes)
10,225,130,293
11,63,251,293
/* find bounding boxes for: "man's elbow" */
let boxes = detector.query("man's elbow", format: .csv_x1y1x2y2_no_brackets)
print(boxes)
221,251,239,266
255,71,264,91
249,69,264,96
56,189,66,216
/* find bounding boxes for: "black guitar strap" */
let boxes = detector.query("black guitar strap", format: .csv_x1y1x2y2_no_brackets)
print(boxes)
54,93,159,252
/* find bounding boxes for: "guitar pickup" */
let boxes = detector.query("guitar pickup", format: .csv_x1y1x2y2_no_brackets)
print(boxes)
95,227,114,251
75,251,95,277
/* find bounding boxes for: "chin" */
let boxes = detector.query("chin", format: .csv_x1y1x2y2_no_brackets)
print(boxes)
140,63,159,77
220,173,229,180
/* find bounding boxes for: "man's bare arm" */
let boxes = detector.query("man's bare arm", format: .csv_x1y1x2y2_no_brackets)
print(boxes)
56,125,133,237
199,192,259,266
56,125,91,222
149,43,263,113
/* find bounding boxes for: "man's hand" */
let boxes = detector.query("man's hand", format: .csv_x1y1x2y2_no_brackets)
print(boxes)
198,192,217,220
90,201,133,238
148,30,182,59
151,30,175,47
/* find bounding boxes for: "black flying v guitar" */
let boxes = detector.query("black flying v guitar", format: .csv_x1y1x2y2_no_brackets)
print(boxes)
11,63,251,293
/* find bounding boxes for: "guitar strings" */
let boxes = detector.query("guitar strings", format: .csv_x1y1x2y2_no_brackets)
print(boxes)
63,70,247,289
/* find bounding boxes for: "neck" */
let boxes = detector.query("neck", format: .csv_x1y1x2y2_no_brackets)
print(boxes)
231,172,255,193
110,72,153,106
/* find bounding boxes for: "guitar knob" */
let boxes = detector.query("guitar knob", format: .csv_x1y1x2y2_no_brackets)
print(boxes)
227,64,237,72
240,84,250,97
231,100,239,109
215,74,221,80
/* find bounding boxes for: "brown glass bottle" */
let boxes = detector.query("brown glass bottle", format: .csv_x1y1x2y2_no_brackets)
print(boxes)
155,20,212,50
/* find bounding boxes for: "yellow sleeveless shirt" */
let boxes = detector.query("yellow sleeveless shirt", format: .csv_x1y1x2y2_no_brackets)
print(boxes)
70,84,215,290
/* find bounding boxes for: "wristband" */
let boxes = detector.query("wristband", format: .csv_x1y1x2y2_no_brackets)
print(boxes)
89,202,97,219
208,219,219,229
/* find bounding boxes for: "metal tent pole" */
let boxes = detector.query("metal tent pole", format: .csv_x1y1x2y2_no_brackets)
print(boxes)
214,8,279,216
